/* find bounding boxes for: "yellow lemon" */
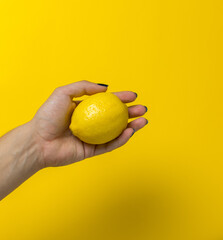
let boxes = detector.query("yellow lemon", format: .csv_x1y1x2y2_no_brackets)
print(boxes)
70,92,129,144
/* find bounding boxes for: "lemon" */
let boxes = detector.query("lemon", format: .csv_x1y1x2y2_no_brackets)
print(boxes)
70,92,129,144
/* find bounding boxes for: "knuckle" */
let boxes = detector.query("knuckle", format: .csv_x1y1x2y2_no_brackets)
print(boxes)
80,80,89,84
54,86,63,94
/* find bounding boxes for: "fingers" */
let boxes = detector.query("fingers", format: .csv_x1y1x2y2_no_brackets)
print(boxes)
54,80,108,98
127,117,148,131
55,82,138,103
94,128,135,156
112,91,137,103
72,90,137,105
128,105,147,118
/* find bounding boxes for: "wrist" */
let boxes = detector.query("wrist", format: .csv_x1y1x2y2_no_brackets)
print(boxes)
27,119,51,169
21,120,45,171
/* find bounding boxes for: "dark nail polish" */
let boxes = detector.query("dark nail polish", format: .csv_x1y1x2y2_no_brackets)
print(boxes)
144,106,148,112
97,83,109,87
145,119,149,125
134,92,138,98
130,128,136,137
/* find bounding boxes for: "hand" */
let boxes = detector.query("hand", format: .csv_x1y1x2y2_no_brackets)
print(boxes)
32,80,148,168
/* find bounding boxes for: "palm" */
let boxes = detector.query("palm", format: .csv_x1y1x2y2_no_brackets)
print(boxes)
32,81,147,167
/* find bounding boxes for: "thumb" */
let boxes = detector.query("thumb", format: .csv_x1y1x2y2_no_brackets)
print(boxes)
35,81,108,136
54,80,109,99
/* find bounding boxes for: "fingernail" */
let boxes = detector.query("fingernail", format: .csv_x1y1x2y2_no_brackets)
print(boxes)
145,119,149,125
134,92,138,98
97,83,109,87
130,128,136,137
144,106,148,112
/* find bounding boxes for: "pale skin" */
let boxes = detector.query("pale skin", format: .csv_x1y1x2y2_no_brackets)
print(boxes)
0,81,148,200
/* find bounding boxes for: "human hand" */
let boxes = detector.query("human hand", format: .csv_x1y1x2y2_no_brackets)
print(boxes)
32,80,148,168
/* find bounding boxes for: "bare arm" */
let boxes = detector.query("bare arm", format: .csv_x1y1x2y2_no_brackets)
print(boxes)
0,122,42,200
0,81,148,200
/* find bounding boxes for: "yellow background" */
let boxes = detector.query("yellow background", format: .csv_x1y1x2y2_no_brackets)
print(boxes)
0,0,223,239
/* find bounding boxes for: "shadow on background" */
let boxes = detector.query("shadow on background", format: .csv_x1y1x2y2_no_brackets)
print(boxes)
54,176,182,240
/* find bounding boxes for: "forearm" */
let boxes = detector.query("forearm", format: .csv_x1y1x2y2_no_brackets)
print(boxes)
0,121,42,200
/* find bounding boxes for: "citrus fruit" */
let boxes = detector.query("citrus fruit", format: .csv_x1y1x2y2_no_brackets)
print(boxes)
70,92,129,144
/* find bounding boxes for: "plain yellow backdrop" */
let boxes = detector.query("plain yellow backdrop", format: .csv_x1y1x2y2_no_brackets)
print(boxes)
0,0,223,239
